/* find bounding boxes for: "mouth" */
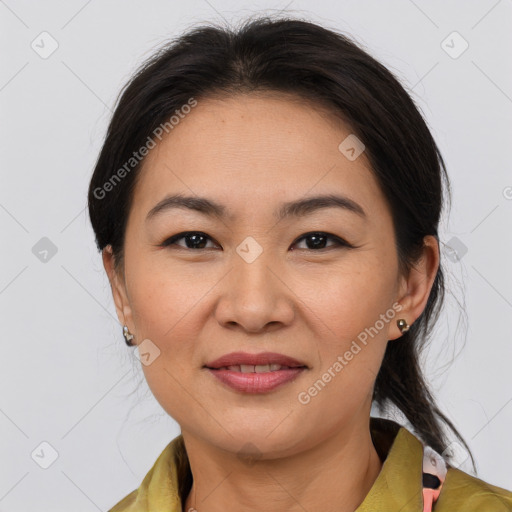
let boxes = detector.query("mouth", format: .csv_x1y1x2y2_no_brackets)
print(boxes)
204,351,308,370
204,352,308,393
209,364,306,373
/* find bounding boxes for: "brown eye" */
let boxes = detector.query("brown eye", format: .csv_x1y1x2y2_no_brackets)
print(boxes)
160,231,353,252
161,231,218,250
292,232,353,250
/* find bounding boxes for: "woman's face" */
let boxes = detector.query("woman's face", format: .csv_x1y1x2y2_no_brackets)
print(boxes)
105,93,429,458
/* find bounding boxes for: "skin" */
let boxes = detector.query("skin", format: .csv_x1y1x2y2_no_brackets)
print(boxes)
103,93,439,512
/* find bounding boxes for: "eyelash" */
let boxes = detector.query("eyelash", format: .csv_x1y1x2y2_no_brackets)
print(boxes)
158,231,355,251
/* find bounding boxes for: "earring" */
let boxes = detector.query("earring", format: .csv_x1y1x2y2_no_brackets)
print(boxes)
123,325,134,346
397,319,410,334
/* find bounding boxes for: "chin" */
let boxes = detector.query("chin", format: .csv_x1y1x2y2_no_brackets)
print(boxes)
202,421,307,460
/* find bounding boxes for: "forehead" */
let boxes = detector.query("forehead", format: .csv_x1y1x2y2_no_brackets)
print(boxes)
130,93,387,224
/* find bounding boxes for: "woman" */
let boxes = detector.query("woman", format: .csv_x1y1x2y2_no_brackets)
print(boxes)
88,16,512,512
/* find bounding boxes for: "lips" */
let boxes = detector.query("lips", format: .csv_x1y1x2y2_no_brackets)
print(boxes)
216,364,292,373
204,352,308,393
204,351,307,370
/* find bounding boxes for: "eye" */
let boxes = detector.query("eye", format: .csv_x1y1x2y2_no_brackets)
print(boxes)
159,231,354,251
159,231,219,250
291,231,354,251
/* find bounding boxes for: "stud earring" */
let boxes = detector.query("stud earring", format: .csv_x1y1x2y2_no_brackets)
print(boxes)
396,318,410,334
123,325,134,346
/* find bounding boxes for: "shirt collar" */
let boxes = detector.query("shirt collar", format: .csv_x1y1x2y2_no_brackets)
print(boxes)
115,417,425,511
356,417,424,510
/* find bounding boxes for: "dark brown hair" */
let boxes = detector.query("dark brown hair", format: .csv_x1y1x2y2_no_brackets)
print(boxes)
88,15,474,479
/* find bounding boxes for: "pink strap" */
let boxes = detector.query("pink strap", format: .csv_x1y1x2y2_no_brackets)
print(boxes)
421,446,447,512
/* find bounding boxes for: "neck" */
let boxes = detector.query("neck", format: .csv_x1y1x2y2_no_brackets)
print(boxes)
182,419,383,512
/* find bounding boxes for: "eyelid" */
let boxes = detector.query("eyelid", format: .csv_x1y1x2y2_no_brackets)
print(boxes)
159,231,355,250
293,232,355,250
159,231,220,249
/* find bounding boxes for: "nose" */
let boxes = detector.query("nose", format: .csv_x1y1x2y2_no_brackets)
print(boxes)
214,247,295,333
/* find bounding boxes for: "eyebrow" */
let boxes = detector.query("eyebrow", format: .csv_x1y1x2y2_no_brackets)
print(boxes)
145,193,366,223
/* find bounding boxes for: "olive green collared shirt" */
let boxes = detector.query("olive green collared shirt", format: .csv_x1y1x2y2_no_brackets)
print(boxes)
109,418,512,511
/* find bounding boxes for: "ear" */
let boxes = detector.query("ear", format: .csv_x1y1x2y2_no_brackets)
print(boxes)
102,245,134,334
389,235,440,340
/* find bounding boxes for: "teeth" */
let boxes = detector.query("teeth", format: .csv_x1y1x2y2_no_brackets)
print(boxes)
217,364,290,372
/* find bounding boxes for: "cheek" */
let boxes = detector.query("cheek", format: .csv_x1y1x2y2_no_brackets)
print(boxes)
126,264,204,408
294,274,394,423
128,258,210,344
297,255,398,349
292,252,398,404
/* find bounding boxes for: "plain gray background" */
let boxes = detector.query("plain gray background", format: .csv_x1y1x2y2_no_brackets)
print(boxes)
1,1,511,510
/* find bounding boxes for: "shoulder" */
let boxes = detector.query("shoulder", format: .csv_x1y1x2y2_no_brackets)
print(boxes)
436,466,512,511
108,489,138,512
370,418,512,511
106,435,185,512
